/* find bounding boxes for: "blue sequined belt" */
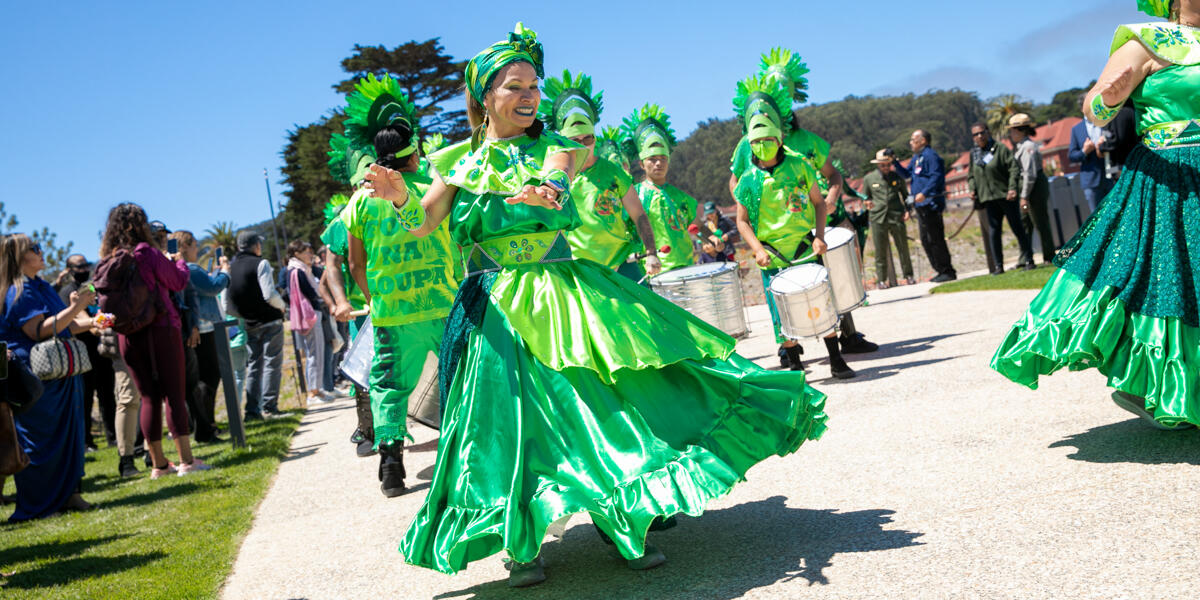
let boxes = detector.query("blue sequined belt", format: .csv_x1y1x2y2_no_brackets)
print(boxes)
1142,119,1200,150
463,230,574,276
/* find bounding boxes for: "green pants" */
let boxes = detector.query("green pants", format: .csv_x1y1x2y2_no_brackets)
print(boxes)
870,214,913,282
371,319,445,447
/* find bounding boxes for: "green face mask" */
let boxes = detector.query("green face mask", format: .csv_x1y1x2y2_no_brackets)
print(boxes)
751,140,780,162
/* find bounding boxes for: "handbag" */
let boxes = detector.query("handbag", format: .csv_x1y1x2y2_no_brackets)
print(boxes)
29,314,93,380
0,402,30,476
288,269,319,333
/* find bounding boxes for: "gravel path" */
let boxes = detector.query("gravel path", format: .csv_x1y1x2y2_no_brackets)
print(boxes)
222,279,1200,600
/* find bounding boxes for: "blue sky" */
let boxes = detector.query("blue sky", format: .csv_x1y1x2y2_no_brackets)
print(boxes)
0,1,1147,259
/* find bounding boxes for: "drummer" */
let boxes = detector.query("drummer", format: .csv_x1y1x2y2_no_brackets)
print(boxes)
731,73,856,379
539,70,662,281
336,75,460,497
619,104,701,275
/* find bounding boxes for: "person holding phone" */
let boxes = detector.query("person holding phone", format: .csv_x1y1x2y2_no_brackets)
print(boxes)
172,231,230,444
1,233,96,520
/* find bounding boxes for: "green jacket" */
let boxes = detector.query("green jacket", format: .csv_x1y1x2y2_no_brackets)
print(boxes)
860,169,908,223
967,140,1019,204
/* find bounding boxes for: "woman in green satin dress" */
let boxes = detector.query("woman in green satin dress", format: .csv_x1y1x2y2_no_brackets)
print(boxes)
992,0,1200,430
363,23,828,587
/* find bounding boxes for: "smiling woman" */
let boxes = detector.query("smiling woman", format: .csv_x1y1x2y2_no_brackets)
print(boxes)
362,23,828,590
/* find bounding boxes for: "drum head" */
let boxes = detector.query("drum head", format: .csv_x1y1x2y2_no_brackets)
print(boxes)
652,262,735,283
823,226,855,249
770,264,829,294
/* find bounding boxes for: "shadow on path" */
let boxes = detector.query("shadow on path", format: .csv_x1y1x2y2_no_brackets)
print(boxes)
808,356,963,385
1050,419,1200,465
435,495,922,600
868,331,981,361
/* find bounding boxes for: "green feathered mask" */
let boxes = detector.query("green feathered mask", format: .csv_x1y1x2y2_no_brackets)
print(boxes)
759,47,810,107
327,73,420,185
733,73,791,142
619,104,678,161
596,125,632,173
323,193,351,226
539,69,603,139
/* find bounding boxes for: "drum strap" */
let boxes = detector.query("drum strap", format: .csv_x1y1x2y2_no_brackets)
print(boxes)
464,230,574,276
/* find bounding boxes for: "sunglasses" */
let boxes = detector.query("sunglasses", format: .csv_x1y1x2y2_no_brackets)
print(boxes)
972,131,988,137
29,243,42,255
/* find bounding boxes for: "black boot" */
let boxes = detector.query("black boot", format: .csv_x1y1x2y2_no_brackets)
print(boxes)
784,345,804,371
839,332,879,354
118,455,140,478
379,442,406,498
824,337,856,379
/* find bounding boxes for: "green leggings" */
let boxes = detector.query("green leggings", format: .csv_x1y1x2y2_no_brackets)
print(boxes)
370,319,445,447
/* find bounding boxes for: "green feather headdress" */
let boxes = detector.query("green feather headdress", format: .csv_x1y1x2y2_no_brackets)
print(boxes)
416,134,446,178
596,125,631,172
1137,0,1172,17
619,104,678,161
323,193,351,225
758,47,810,107
733,73,792,142
327,73,420,185
539,69,604,139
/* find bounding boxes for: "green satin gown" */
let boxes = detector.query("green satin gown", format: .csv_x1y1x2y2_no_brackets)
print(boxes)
399,131,828,574
991,23,1200,427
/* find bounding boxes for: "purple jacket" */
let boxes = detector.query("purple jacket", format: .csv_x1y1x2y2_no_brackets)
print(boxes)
132,242,189,328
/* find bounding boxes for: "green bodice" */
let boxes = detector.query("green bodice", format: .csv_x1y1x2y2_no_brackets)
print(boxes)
428,133,583,247
635,181,696,272
1112,23,1200,135
566,157,635,268
733,150,820,270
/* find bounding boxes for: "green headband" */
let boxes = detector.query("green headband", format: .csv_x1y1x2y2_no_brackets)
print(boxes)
465,22,544,104
327,73,419,185
619,104,678,161
1138,0,1172,17
539,70,603,139
733,74,791,142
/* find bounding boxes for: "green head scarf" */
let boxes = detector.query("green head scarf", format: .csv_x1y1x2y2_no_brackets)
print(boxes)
539,69,604,139
465,22,544,105
619,104,678,160
758,47,810,108
1138,0,1172,17
733,73,791,143
327,73,419,185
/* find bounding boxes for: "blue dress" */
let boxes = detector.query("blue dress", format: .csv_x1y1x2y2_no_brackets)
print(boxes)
2,276,85,521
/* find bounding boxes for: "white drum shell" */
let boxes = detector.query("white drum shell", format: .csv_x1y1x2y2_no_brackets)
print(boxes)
769,264,839,339
823,227,866,314
650,263,749,338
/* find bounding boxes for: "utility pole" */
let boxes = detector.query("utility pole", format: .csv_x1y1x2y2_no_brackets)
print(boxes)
263,168,286,267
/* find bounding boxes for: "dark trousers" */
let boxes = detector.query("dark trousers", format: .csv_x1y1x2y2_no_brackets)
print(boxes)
119,324,190,443
984,200,1033,269
185,331,220,441
78,332,116,446
916,205,955,276
1022,182,1056,263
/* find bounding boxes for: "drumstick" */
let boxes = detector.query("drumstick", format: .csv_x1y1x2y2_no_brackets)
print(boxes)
348,309,370,318
627,245,672,263
762,243,818,267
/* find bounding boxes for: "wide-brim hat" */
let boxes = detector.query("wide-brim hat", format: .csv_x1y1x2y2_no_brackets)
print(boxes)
870,149,894,164
1007,113,1036,129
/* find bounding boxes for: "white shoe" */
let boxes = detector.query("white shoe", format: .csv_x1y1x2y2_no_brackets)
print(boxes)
319,390,346,402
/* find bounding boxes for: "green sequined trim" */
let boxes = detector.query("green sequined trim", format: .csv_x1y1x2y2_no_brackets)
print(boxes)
1142,119,1200,149
465,230,573,275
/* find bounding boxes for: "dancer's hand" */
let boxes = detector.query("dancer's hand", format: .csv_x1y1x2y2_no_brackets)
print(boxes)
754,249,771,267
644,255,662,275
812,238,828,256
505,185,562,210
1098,66,1134,108
364,164,409,205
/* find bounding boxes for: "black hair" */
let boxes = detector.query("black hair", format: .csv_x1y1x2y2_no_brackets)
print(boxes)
373,124,416,170
970,122,988,132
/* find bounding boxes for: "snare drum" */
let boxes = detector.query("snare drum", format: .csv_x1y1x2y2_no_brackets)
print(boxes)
769,263,838,339
650,262,749,338
339,316,374,390
823,226,866,314
407,351,441,430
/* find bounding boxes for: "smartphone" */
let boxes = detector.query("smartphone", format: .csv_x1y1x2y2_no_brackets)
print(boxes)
0,341,8,381
214,247,223,261
167,238,179,254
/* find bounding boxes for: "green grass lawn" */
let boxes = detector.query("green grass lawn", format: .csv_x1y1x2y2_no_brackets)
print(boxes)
930,264,1057,294
0,414,302,599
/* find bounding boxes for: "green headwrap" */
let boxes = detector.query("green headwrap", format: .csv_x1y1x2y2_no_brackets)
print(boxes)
1138,0,1172,17
619,104,678,160
733,73,791,143
539,69,603,139
758,47,810,107
464,22,544,105
327,73,420,185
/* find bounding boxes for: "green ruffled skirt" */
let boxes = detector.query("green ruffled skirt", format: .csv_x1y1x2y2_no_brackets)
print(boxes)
401,258,827,574
991,144,1200,426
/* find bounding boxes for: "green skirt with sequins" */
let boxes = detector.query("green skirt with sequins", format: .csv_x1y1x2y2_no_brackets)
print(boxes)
992,144,1200,426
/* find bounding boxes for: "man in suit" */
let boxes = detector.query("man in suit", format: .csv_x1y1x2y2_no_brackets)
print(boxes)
1068,112,1115,212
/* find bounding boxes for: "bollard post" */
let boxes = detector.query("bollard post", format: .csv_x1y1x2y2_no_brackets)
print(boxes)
212,319,247,448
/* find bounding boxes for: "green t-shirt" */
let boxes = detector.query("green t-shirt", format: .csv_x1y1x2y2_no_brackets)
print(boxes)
635,181,696,272
734,150,821,270
566,157,635,269
319,208,367,310
344,180,459,327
